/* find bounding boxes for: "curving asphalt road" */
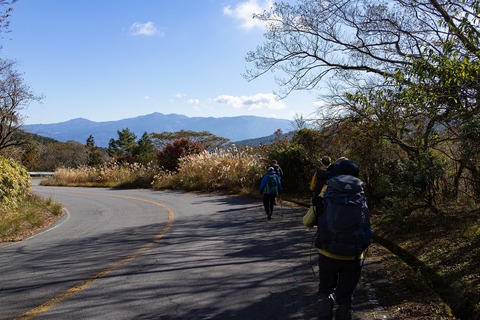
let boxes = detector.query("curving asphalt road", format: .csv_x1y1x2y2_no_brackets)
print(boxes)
0,185,323,320
0,184,392,320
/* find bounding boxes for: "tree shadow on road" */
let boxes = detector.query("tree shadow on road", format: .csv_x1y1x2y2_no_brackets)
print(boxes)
3,192,322,319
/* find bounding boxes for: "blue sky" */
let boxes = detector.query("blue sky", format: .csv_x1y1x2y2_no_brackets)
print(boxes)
1,0,320,125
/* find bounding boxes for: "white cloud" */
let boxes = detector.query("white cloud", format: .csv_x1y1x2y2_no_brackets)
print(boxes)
170,93,186,102
214,93,285,110
186,98,200,105
313,100,326,108
129,21,163,36
223,0,273,31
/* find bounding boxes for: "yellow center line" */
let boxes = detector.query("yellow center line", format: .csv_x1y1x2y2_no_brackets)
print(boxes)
15,191,175,320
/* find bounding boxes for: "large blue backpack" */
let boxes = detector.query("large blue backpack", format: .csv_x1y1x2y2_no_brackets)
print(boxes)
265,174,278,194
316,174,374,257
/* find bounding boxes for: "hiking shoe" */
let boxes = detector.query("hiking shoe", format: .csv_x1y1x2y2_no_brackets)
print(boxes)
335,305,353,320
317,293,333,320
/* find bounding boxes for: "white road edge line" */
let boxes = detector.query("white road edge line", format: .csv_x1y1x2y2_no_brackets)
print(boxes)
2,208,71,249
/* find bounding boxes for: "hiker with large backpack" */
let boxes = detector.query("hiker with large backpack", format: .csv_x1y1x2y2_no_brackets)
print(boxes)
269,159,284,180
310,155,332,213
259,167,282,220
310,156,332,196
314,158,374,320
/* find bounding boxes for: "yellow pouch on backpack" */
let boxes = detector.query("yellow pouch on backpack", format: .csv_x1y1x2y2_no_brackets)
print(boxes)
302,205,317,229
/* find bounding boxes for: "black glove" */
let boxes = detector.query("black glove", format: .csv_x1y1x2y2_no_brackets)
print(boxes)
311,195,322,206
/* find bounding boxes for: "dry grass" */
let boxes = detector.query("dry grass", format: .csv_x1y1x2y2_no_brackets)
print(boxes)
43,148,266,194
152,147,264,194
0,193,63,242
374,206,480,319
41,162,158,188
363,244,456,319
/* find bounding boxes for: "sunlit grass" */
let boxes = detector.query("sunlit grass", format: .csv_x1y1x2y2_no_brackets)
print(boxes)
42,147,265,195
41,162,158,188
151,147,264,194
0,193,63,242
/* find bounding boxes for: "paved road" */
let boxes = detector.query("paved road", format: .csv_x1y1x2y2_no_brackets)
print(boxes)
0,186,391,320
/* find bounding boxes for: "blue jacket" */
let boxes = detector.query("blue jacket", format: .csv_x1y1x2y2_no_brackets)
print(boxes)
259,171,282,194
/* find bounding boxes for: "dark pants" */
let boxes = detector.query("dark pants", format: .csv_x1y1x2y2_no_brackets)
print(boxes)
318,253,362,307
262,193,276,215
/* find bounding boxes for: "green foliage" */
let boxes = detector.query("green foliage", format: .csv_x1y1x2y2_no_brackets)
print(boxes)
4,131,99,172
291,128,329,165
108,128,137,159
0,156,31,209
86,148,104,167
266,129,330,195
12,129,58,145
134,132,156,164
40,141,89,171
461,114,480,197
107,129,158,165
269,144,310,195
85,135,106,167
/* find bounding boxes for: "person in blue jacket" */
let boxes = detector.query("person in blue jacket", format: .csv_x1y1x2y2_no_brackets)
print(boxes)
259,167,282,220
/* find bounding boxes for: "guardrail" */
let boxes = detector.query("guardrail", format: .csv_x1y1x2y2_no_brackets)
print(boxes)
29,172,55,177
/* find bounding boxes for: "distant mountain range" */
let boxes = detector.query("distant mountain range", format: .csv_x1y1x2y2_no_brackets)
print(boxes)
22,112,293,148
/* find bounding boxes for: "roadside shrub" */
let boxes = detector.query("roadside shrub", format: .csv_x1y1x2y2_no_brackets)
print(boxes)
156,138,204,172
0,156,31,209
152,146,263,194
269,144,312,195
41,162,157,188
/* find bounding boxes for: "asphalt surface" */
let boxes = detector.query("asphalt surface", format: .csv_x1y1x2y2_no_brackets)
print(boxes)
0,185,394,320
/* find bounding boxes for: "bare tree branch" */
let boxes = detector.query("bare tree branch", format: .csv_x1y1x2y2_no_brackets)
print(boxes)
0,59,43,151
245,0,480,100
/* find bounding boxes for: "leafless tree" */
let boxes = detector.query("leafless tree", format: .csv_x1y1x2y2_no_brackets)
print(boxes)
245,0,480,98
0,59,43,150
0,1,42,151
0,0,16,39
